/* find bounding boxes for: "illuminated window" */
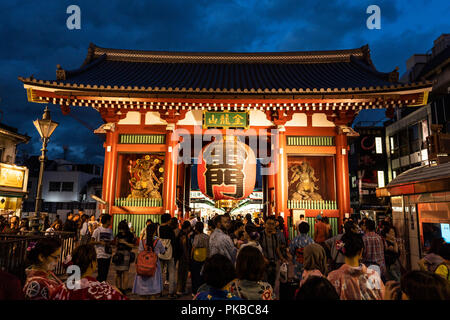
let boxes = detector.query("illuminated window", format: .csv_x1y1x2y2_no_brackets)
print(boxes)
393,171,397,179
375,137,383,154
421,149,428,161
377,171,385,188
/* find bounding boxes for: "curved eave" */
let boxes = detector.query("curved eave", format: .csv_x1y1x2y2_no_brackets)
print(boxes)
18,76,433,96
376,175,450,197
0,127,31,143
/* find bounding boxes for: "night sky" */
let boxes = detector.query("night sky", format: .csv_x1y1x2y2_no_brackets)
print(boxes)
0,0,448,165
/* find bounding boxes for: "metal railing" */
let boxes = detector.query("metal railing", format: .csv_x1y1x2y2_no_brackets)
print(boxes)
0,231,75,284
115,198,163,207
287,200,338,210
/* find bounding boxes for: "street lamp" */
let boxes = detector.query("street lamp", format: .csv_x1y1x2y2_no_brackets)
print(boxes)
31,106,58,233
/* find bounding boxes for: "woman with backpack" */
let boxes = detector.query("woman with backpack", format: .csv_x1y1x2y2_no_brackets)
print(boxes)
190,221,209,296
132,223,165,299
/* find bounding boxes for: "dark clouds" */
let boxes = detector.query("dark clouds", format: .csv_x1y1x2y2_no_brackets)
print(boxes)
0,0,448,164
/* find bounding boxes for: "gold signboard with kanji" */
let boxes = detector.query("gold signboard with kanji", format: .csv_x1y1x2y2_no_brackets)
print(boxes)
0,164,25,189
203,111,249,129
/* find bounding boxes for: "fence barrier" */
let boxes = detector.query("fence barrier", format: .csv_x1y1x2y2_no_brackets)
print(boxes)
0,231,75,284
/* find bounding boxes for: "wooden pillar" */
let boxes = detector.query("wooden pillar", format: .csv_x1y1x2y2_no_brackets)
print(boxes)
274,125,288,226
335,133,351,230
267,161,276,217
101,133,111,213
176,162,185,218
101,130,118,215
163,123,178,216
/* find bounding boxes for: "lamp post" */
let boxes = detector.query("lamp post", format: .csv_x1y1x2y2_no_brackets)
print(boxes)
31,106,58,233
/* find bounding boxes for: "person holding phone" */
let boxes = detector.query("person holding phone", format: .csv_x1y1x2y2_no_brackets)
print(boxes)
91,214,115,282
113,220,136,293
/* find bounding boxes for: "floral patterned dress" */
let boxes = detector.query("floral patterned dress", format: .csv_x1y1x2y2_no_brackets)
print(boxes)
193,287,241,300
229,279,275,300
327,264,385,300
51,276,127,300
289,234,315,279
23,269,63,300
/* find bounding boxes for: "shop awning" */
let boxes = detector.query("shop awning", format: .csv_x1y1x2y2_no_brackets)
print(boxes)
376,162,450,197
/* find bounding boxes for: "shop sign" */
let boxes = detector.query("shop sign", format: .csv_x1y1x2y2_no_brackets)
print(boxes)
0,164,26,189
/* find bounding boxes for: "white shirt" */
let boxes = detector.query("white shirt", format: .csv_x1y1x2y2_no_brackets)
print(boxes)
80,222,89,236
91,226,114,259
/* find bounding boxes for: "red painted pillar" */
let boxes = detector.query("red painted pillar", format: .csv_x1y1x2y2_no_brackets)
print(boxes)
335,133,351,231
101,133,112,214
274,125,288,226
101,130,118,215
267,161,275,217
163,123,178,216
107,130,118,215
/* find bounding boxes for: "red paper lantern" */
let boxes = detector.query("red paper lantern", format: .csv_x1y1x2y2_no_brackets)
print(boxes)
197,137,256,200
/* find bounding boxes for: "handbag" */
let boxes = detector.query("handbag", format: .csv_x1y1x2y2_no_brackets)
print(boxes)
193,247,207,262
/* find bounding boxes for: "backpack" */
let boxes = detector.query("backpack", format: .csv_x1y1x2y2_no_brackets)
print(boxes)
157,226,173,260
136,239,158,277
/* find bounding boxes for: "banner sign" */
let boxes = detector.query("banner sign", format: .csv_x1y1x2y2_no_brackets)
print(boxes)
0,164,26,189
203,111,249,129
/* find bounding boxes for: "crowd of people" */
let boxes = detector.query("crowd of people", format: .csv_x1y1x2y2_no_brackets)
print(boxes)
1,210,449,300
0,211,100,237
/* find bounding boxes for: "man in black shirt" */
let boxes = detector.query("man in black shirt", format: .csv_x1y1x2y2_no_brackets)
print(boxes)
158,213,177,299
63,213,77,234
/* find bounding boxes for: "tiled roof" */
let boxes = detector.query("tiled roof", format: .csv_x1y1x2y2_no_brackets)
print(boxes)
19,43,431,94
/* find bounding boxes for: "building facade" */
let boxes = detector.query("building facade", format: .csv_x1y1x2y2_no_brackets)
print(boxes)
386,34,450,182
21,157,102,219
20,44,431,236
349,123,389,220
377,34,450,271
0,123,30,217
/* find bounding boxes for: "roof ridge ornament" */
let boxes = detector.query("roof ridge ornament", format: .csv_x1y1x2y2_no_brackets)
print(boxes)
56,64,66,80
388,67,400,83
88,43,369,64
